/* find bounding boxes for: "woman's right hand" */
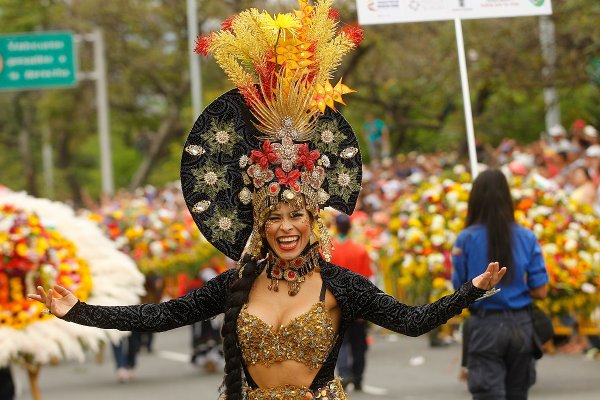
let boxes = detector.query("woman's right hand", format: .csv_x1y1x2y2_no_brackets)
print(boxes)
27,285,78,318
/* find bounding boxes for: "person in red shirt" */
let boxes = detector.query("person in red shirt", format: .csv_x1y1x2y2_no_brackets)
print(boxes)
330,213,374,391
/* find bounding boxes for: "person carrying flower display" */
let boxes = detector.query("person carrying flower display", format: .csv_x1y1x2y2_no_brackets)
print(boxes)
28,1,506,399
451,169,549,400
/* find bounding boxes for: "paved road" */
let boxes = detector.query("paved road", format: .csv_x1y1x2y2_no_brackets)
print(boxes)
13,326,600,400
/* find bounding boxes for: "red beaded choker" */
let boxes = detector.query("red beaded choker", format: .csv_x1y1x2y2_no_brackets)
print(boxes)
266,244,321,296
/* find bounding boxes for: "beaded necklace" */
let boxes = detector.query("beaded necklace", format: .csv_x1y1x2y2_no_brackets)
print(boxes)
266,243,321,296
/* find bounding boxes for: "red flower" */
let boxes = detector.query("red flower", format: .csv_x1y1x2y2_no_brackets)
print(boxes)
328,9,340,22
194,33,214,56
256,56,277,101
275,168,301,188
295,144,320,172
250,140,278,169
221,16,237,31
341,24,364,47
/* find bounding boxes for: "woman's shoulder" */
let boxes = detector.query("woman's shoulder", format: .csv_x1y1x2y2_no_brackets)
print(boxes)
210,268,238,287
512,224,539,242
457,224,485,240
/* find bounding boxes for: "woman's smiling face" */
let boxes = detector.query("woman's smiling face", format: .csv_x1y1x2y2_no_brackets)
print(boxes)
264,202,312,260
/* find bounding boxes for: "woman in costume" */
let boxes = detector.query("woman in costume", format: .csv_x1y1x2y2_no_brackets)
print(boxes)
451,169,548,399
29,2,505,399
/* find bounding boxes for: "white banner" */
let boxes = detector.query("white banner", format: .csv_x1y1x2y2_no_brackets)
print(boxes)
357,0,552,25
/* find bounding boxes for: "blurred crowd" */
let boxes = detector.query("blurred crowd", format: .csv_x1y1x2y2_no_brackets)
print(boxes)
358,120,600,217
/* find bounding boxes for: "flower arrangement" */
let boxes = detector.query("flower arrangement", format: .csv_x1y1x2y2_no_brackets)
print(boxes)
510,176,600,318
0,205,92,330
383,175,470,306
89,195,222,277
382,173,600,320
0,190,144,368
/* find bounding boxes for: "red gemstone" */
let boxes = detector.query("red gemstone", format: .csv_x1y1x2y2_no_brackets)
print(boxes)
295,259,303,267
287,270,296,280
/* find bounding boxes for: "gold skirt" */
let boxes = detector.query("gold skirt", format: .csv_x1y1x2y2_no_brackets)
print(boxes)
244,377,347,400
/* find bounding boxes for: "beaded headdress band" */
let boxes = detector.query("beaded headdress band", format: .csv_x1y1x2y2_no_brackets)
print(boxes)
180,0,363,261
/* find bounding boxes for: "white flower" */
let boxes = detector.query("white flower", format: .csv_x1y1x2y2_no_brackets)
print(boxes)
321,130,334,143
431,234,445,247
204,171,218,185
564,239,578,252
239,155,249,168
218,217,232,231
430,215,445,231
149,241,164,257
542,243,558,256
215,130,230,144
581,282,596,294
338,173,351,186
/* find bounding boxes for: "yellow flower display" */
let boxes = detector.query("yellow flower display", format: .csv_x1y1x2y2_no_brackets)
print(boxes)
381,174,600,320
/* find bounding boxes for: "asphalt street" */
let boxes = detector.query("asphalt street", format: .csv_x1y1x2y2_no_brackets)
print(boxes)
12,326,600,400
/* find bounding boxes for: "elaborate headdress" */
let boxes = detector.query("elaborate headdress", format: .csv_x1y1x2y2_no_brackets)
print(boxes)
181,0,364,262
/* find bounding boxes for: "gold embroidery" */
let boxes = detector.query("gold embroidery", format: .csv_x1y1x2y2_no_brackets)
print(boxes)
237,302,336,369
244,377,347,400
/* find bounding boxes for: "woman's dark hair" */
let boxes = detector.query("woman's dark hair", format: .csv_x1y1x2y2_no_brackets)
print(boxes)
465,169,515,284
220,246,265,399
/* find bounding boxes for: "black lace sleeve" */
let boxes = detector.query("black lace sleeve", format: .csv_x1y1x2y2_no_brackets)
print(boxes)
323,264,485,337
61,269,236,332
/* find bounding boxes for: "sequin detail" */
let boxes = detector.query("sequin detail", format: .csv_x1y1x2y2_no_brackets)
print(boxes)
237,302,337,369
244,377,347,400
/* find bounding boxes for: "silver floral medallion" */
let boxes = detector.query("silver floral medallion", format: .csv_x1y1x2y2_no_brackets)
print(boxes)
239,154,249,168
185,145,205,156
238,187,252,205
340,147,358,159
192,200,211,213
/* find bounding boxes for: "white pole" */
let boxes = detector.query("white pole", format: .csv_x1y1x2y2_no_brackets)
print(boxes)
454,18,479,178
539,15,560,132
93,28,114,196
187,0,202,119
42,126,54,199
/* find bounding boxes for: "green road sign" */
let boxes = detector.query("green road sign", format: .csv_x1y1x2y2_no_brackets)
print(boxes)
0,31,77,91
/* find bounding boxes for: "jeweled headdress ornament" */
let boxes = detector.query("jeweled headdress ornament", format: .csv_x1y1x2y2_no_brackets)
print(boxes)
181,0,363,261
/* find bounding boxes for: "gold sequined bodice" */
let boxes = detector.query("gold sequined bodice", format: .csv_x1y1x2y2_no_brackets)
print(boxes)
237,299,337,369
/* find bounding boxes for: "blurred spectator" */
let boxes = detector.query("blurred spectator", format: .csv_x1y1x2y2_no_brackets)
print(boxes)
190,267,225,373
545,125,571,154
363,113,389,164
576,124,598,150
331,213,374,392
112,332,142,383
139,273,164,352
0,367,15,400
569,166,596,206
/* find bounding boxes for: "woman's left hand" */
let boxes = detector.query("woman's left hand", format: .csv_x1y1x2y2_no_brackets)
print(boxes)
472,262,507,290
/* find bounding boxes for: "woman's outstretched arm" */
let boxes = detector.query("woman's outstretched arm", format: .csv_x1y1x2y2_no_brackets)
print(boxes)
349,262,505,336
28,269,236,332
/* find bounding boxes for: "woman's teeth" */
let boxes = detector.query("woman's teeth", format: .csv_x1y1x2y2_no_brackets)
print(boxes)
277,237,299,249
